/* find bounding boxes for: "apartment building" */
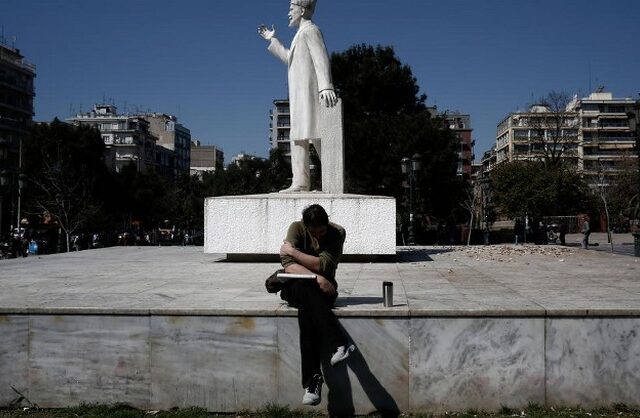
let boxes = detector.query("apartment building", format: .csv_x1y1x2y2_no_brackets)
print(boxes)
575,92,638,186
0,40,36,236
143,113,191,178
190,140,224,177
269,99,291,158
68,105,158,174
441,112,475,180
490,91,638,187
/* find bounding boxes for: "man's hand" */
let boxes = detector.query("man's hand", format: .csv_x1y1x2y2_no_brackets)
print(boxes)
280,240,295,257
319,89,338,107
258,24,275,41
317,275,336,295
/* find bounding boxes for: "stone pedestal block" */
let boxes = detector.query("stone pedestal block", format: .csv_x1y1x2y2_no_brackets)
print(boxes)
204,193,396,255
317,98,344,194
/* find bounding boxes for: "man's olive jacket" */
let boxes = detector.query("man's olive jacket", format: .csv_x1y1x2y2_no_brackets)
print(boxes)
280,221,346,282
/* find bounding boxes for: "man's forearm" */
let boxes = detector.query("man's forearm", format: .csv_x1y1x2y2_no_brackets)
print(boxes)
284,263,329,286
288,248,321,273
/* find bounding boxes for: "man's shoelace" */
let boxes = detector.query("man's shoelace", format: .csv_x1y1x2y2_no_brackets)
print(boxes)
308,376,322,394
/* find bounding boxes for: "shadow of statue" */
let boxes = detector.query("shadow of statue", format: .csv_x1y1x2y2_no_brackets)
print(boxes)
321,329,401,418
396,247,456,263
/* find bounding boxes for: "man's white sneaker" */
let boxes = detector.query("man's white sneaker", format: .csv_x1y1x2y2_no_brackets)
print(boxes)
330,344,355,366
302,374,323,406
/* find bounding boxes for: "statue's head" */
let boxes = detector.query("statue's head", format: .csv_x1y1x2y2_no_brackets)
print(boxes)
289,0,316,27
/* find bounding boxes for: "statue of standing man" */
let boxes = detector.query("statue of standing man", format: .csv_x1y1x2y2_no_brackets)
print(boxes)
259,0,338,193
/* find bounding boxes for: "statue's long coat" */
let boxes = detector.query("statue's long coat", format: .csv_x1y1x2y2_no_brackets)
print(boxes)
268,20,333,142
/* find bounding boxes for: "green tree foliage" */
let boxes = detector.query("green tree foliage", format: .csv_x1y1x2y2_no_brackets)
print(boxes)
490,160,593,218
112,165,176,230
331,44,464,221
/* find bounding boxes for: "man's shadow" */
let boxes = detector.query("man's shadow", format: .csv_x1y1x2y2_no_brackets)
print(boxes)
320,327,400,418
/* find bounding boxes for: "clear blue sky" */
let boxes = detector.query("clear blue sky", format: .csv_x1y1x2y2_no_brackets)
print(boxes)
3,0,640,162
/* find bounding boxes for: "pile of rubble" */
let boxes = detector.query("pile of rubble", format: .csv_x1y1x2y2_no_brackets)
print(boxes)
455,244,575,263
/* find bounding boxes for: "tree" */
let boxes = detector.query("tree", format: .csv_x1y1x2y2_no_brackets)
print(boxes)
460,180,482,245
490,160,593,219
23,120,110,251
596,164,614,252
526,91,580,169
330,44,464,224
606,154,640,227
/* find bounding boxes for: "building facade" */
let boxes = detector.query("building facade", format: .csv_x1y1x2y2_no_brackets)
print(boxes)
490,91,639,187
0,40,36,237
68,105,194,181
143,113,191,179
68,105,158,174
441,112,474,180
574,92,638,187
190,140,224,177
269,99,291,158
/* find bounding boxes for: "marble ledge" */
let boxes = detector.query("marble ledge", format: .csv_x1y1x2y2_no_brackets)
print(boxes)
1,306,640,317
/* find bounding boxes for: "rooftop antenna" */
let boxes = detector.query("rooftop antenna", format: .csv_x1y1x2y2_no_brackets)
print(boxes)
588,62,592,93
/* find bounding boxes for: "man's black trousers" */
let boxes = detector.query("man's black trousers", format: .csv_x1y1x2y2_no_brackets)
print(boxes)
282,279,347,388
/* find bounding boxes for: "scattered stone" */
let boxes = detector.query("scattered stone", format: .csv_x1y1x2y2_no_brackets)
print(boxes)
458,244,574,262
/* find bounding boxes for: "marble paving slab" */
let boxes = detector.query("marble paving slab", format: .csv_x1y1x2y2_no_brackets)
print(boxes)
546,318,640,406
150,316,278,412
409,318,545,412
28,315,150,408
0,315,29,405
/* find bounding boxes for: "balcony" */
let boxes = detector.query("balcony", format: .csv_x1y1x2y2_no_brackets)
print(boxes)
0,117,27,132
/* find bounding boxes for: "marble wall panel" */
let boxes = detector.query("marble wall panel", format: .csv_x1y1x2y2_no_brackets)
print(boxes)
546,318,640,407
150,316,278,412
410,318,545,412
277,317,408,416
0,315,29,406
28,315,150,408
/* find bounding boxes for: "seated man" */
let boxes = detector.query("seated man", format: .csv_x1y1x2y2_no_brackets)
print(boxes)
279,204,354,406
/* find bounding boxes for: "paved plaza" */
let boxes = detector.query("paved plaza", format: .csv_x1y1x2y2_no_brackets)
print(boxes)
0,242,638,316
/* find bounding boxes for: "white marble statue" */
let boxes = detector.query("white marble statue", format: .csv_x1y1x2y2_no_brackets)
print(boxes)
259,0,338,193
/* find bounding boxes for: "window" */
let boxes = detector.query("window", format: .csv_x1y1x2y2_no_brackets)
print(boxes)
607,105,626,113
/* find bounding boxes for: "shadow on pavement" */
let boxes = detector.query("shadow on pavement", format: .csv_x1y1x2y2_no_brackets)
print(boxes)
396,247,455,263
334,296,383,307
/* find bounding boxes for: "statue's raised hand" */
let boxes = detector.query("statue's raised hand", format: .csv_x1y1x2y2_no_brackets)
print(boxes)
258,24,275,41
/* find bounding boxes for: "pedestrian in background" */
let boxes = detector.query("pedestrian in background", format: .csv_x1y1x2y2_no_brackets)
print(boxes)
581,215,591,249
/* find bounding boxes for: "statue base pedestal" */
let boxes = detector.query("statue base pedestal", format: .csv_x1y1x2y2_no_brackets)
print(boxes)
204,193,396,255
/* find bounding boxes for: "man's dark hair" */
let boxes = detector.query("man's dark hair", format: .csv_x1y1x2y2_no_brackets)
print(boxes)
302,204,329,228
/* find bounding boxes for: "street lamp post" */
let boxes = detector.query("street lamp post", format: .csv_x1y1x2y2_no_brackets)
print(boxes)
401,153,421,245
